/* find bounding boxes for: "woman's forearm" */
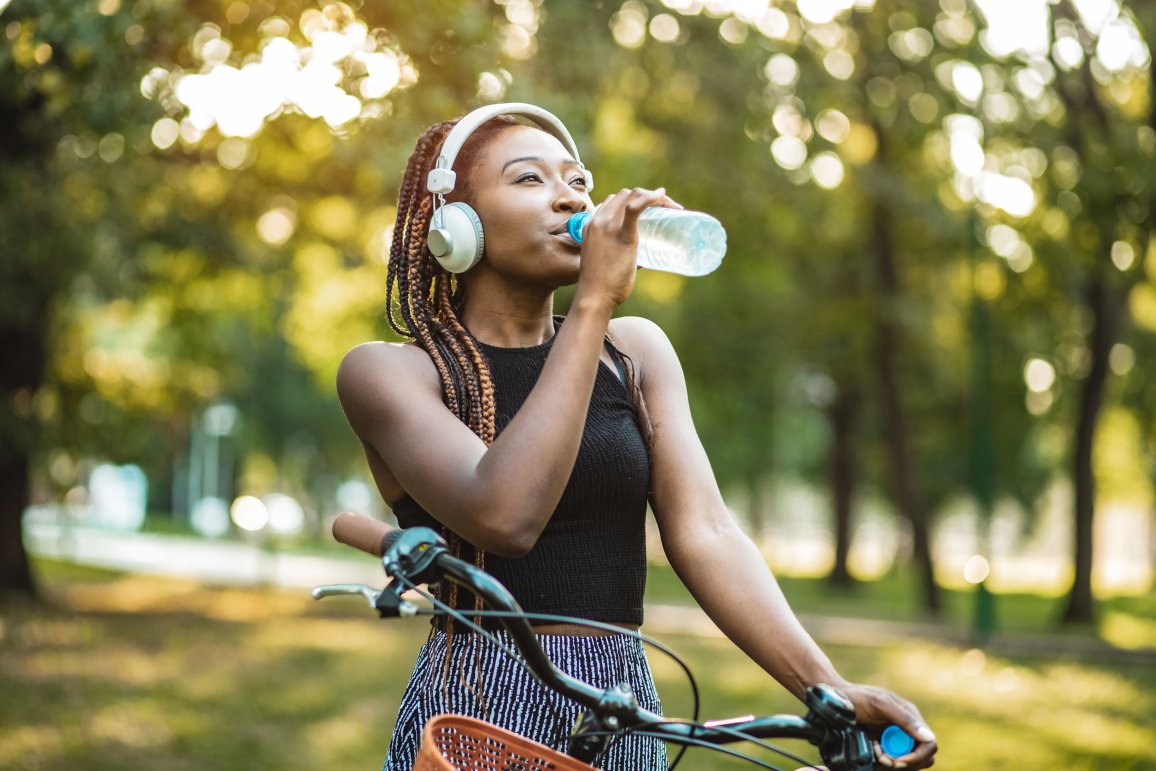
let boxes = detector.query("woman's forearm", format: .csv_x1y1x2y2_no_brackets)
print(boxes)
468,296,617,553
662,521,849,700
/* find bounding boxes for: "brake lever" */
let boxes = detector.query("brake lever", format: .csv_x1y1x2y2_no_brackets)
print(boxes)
311,580,420,618
311,583,381,607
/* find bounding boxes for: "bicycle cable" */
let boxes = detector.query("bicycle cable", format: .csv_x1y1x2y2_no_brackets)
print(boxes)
642,717,823,769
461,610,699,771
637,732,793,770
389,579,825,771
592,728,804,771
392,579,699,770
516,692,825,770
391,574,570,735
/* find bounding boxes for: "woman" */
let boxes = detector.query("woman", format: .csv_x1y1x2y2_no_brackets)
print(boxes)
336,104,938,770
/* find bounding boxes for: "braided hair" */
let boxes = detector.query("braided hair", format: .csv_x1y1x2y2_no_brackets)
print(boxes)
386,117,513,446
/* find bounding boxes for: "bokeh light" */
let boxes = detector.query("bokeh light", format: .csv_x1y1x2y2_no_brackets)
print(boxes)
815,109,850,143
810,152,845,189
796,0,857,25
1024,358,1056,393
963,554,991,584
771,135,808,171
611,2,647,49
230,495,269,532
149,3,417,146
265,493,305,536
257,208,297,247
1111,241,1136,271
765,54,799,87
650,13,680,43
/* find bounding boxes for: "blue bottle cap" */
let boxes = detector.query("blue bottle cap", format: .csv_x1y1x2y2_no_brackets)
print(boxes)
881,725,915,758
567,211,591,244
878,725,915,758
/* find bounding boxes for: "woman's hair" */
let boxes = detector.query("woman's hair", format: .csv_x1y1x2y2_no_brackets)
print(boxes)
386,116,518,447
385,115,654,631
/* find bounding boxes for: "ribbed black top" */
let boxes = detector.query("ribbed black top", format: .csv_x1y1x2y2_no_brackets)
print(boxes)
391,325,651,630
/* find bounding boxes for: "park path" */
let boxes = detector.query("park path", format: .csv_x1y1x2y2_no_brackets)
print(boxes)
24,520,1155,665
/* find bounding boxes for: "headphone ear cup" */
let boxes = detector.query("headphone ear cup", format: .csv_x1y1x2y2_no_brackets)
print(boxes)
428,203,485,273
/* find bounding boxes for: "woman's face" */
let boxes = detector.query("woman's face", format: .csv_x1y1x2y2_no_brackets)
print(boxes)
459,124,593,284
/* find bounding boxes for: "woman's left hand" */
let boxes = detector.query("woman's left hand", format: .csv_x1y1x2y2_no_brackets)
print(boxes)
838,683,937,769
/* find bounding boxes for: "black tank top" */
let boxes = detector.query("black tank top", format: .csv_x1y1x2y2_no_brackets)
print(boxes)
390,326,651,629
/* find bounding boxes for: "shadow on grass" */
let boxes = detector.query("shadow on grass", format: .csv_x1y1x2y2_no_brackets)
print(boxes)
2,566,429,771
3,561,1153,771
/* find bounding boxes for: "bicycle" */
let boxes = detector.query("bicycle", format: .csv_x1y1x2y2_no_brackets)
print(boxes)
313,516,917,771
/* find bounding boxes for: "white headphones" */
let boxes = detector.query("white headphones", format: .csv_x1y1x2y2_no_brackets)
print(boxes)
426,103,594,273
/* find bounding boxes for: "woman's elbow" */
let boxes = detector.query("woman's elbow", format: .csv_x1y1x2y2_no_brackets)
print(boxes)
468,515,540,558
476,532,537,559
433,487,547,557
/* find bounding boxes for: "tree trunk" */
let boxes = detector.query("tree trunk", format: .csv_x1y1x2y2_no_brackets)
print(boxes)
827,380,860,589
0,455,36,599
868,191,941,615
846,6,939,612
0,314,47,602
1062,276,1119,624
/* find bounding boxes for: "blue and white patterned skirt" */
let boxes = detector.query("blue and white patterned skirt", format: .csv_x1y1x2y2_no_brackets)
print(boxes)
384,627,667,770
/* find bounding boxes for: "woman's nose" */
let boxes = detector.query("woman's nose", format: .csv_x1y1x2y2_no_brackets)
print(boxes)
552,183,586,213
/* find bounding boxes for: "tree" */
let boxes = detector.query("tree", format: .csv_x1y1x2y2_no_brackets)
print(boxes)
0,0,507,600
1,0,180,598
957,0,1155,622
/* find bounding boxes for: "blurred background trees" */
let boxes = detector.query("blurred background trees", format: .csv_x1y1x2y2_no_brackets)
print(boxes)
2,0,1153,625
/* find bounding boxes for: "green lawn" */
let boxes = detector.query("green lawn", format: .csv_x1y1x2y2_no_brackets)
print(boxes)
1,560,1153,770
648,560,1156,649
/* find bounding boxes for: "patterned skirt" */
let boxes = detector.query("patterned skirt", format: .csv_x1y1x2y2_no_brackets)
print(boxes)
384,627,668,771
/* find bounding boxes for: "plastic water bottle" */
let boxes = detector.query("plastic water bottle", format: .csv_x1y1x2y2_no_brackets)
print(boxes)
566,207,727,276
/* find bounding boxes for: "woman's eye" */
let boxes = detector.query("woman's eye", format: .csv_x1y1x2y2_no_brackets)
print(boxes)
515,172,542,183
570,176,587,188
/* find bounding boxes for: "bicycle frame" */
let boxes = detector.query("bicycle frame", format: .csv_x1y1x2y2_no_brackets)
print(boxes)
313,526,877,771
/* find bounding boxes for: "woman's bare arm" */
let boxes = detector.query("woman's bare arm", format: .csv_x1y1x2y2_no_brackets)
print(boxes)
337,189,671,558
614,316,937,769
337,296,611,558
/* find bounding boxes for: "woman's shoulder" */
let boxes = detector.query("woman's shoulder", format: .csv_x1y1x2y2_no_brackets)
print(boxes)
606,316,681,388
608,316,674,358
337,341,441,407
339,339,435,373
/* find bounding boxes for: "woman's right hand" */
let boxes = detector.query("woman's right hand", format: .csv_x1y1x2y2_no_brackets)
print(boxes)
574,187,682,309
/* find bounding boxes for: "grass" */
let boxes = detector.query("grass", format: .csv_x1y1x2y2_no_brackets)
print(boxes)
1,559,1153,770
647,560,1156,649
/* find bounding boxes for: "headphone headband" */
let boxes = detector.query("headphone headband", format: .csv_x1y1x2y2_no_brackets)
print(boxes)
424,103,591,274
426,103,587,195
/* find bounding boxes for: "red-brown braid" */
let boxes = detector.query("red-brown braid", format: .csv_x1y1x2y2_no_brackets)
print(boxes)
386,119,509,653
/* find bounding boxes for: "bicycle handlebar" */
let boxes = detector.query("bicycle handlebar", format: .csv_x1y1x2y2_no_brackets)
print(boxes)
332,511,393,556
317,518,882,770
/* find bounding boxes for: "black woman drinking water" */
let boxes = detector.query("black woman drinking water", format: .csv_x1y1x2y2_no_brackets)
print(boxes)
334,103,939,771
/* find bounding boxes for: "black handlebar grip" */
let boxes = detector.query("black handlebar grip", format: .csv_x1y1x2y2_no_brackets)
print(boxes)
380,527,405,557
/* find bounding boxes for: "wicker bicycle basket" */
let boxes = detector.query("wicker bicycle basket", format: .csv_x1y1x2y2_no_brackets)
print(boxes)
414,714,598,771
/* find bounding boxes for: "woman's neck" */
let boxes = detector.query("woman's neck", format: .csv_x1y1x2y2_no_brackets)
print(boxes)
460,281,557,348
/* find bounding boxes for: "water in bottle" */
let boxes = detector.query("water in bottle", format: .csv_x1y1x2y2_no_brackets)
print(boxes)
566,207,727,276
